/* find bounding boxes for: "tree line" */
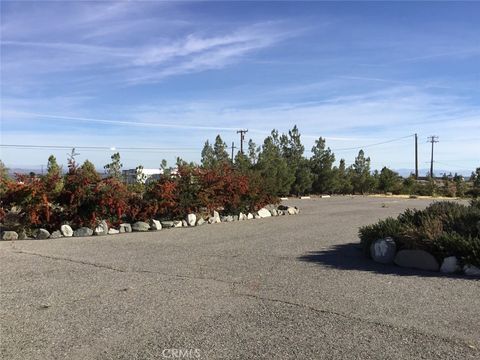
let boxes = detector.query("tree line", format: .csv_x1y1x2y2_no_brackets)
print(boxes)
199,125,480,198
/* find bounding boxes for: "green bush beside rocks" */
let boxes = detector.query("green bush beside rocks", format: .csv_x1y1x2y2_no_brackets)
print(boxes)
359,200,480,270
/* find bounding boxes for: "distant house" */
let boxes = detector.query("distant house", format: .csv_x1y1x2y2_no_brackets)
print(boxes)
122,167,178,184
122,168,162,184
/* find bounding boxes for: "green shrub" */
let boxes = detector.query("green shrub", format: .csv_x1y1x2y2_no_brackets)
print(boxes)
359,201,480,266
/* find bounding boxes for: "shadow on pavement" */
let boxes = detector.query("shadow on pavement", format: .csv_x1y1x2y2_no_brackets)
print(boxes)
298,243,475,279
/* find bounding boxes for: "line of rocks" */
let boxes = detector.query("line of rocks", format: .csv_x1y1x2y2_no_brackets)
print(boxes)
1,205,300,241
370,237,480,277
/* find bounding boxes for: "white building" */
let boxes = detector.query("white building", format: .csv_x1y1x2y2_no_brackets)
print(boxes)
122,167,178,184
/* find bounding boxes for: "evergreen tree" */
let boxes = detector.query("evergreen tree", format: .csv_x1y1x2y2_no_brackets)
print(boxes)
247,139,259,165
310,137,336,194
292,159,314,195
45,155,64,195
47,155,61,177
256,133,295,196
201,135,230,168
104,152,122,179
80,160,100,182
335,159,353,194
201,140,215,168
160,159,172,177
213,135,230,165
234,151,251,172
351,150,375,194
378,167,402,194
278,125,306,194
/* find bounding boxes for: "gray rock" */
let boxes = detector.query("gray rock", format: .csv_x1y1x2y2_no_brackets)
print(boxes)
18,231,27,240
440,256,460,274
50,230,63,239
119,223,132,233
60,224,73,237
270,208,278,216
196,218,206,226
464,264,480,277
173,220,183,228
247,213,254,220
370,237,396,264
233,215,239,221
238,212,246,221
394,250,439,271
94,220,109,236
132,221,150,232
35,228,50,240
150,219,162,230
108,228,120,235
161,221,174,228
2,231,18,241
254,214,261,219
73,227,93,237
257,208,272,218
187,214,197,226
182,220,188,227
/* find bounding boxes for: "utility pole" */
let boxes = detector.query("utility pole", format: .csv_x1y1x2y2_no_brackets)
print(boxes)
230,142,237,163
414,133,418,179
236,129,248,154
427,135,439,178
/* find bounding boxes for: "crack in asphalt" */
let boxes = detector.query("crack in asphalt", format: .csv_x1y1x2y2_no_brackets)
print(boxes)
11,249,478,351
232,291,478,350
12,250,237,286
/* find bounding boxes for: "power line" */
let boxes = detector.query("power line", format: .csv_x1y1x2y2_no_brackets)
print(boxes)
330,134,415,152
0,144,200,153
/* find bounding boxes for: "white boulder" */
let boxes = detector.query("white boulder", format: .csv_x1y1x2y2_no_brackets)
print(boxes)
60,224,73,237
187,214,197,226
257,208,272,218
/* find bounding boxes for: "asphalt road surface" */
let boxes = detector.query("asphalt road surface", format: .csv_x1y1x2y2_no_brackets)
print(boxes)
1,196,479,359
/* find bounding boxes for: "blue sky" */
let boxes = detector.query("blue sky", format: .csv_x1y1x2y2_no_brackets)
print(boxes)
1,1,479,174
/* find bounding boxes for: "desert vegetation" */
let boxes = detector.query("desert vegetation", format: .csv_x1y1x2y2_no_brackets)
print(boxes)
359,200,480,268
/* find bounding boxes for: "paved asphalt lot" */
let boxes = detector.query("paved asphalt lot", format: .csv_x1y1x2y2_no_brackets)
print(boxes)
1,196,479,359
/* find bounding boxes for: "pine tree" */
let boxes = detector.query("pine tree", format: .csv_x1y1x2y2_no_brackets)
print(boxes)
201,140,216,168
310,137,336,194
247,139,259,165
292,159,313,195
47,155,61,176
256,133,295,196
213,135,230,165
80,160,100,182
335,159,353,194
45,155,64,195
351,150,375,194
104,152,123,179
378,167,402,194
278,125,306,194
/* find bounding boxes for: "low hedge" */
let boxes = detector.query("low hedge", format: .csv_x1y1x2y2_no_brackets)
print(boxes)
0,164,277,233
359,200,480,267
